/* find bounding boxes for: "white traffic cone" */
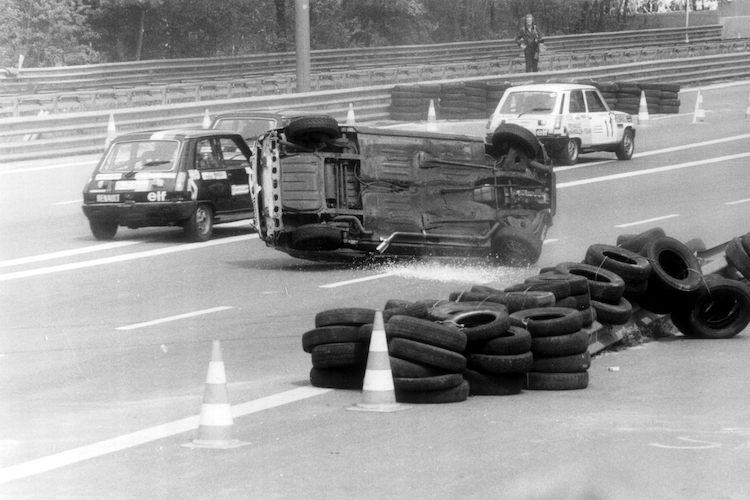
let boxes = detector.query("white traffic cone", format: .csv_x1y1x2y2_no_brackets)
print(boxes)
426,99,437,132
183,340,250,449
346,103,355,125
105,112,116,148
348,311,409,412
637,90,650,126
692,89,706,124
744,93,750,120
202,108,211,129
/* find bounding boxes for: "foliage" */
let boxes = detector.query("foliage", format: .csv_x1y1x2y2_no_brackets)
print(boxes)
0,0,101,68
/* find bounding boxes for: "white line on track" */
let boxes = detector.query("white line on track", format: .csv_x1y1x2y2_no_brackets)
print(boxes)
726,198,750,205
0,241,143,268
116,306,233,330
0,234,258,281
615,214,680,228
554,133,750,173
320,271,398,288
557,152,750,188
0,386,332,485
52,199,83,206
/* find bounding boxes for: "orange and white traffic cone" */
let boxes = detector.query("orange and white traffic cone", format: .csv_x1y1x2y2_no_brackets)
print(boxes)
202,108,211,129
182,340,250,449
105,112,116,149
348,311,409,412
692,88,706,124
637,90,650,126
346,102,356,125
426,99,437,132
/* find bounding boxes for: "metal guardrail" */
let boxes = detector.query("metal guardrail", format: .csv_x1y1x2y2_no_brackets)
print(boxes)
2,49,750,164
0,25,723,97
2,38,747,120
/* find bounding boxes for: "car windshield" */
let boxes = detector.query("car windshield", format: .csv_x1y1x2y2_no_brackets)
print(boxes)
500,91,558,116
212,118,278,140
99,140,179,173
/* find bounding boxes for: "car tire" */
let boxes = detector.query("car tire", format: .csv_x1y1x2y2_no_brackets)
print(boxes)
617,227,666,253
505,280,571,301
554,262,625,303
491,226,544,266
470,325,532,355
467,351,534,374
443,309,511,343
509,307,583,337
590,297,633,325
524,371,589,390
309,367,365,390
284,116,340,143
388,337,467,373
393,374,464,392
292,224,342,251
615,129,635,160
725,237,750,280
584,243,652,283
184,203,213,242
531,351,591,373
463,369,524,396
389,356,449,378
315,307,377,328
89,219,118,240
530,329,590,357
302,325,368,353
670,275,750,339
386,315,467,353
526,272,590,296
395,380,470,404
491,123,544,163
558,138,579,166
310,342,368,369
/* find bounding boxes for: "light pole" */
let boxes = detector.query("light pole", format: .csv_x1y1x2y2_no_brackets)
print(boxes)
295,0,311,93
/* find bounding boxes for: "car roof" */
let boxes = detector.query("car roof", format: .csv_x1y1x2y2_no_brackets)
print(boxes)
504,83,598,92
111,129,244,142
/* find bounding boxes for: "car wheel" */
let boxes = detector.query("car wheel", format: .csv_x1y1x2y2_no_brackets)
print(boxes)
89,220,118,240
292,225,343,251
491,226,543,266
615,129,635,160
490,123,544,163
184,204,213,242
558,138,579,166
285,116,340,143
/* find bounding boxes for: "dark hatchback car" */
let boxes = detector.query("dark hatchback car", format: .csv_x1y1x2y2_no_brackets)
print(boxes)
251,116,556,265
82,129,253,242
210,109,332,145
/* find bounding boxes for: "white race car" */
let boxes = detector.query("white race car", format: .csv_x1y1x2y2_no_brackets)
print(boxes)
486,83,636,165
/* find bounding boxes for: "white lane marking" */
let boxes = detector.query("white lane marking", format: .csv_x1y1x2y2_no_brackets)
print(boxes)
0,241,144,268
0,234,259,281
0,386,332,484
51,199,83,206
726,198,750,205
615,214,679,228
555,133,750,173
557,152,750,188
1,160,98,175
543,238,559,244
320,271,398,289
649,436,722,450
116,306,233,331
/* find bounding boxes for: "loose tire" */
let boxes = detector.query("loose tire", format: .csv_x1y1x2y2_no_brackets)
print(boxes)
670,275,750,339
184,203,213,242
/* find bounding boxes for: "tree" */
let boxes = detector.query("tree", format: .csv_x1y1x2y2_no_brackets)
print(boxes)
0,0,100,68
94,0,163,61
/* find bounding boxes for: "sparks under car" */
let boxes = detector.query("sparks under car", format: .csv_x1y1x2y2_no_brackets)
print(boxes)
249,116,556,265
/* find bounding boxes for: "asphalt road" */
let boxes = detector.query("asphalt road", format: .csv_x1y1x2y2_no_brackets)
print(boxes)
2,81,750,500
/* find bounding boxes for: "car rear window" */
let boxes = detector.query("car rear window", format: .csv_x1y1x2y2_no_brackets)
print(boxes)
100,140,179,172
500,91,558,115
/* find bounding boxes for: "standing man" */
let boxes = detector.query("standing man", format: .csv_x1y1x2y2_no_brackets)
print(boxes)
515,14,544,73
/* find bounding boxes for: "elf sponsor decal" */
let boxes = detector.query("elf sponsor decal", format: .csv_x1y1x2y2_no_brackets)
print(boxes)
231,184,250,196
147,191,167,202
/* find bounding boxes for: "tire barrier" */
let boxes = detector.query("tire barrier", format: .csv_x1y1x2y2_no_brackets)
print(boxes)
303,229,750,403
388,80,682,122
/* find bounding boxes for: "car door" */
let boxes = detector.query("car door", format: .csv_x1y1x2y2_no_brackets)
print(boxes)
194,137,251,214
566,90,592,147
584,89,615,146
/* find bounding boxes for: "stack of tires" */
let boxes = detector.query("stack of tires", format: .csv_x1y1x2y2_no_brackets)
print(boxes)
303,308,377,390
553,262,633,326
596,81,619,111
612,81,641,115
439,83,469,120
639,82,681,115
464,82,490,120
389,84,440,122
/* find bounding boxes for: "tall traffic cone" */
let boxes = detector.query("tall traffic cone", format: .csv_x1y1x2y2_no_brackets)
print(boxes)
348,311,409,412
202,108,211,129
346,102,356,125
182,340,250,449
692,88,706,124
426,99,437,132
105,112,116,148
744,93,750,120
637,90,650,126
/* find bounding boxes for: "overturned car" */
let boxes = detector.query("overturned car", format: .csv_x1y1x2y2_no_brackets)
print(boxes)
250,116,556,264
